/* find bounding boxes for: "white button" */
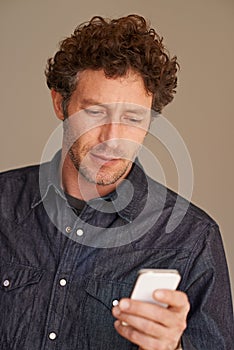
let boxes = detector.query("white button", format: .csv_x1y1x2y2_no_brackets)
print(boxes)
59,279,67,287
76,228,84,236
112,299,119,306
65,226,72,233
49,332,57,340
3,279,10,287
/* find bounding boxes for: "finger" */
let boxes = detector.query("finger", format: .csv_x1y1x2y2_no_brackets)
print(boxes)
112,307,166,338
153,290,190,312
116,299,172,324
113,306,186,339
114,320,166,350
115,295,188,330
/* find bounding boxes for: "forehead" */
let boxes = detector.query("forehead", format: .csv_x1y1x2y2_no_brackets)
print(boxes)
73,69,152,108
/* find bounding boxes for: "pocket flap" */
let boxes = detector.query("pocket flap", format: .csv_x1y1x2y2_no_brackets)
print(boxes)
0,264,43,292
85,278,133,310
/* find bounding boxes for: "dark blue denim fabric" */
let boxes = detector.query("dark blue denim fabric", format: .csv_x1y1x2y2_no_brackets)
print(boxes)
0,151,233,350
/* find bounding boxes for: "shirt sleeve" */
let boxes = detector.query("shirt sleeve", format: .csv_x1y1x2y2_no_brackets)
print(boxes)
180,224,234,350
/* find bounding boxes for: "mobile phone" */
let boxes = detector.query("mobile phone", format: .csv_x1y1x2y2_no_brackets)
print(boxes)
130,269,181,306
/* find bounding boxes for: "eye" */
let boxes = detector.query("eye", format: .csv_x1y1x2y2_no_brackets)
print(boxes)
85,109,107,117
124,115,143,124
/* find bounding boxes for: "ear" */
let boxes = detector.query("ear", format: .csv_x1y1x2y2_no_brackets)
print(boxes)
51,89,65,121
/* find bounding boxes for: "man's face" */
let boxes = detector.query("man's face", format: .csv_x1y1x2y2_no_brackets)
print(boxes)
63,69,152,186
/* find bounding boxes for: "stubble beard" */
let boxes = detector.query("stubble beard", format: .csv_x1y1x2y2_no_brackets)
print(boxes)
68,143,133,186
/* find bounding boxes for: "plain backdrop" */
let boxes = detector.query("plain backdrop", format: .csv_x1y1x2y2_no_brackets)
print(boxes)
0,0,233,299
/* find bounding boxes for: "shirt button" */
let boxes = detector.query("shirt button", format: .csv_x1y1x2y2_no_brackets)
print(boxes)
112,299,119,306
3,279,10,287
65,226,72,233
49,332,57,340
76,228,84,236
59,278,67,287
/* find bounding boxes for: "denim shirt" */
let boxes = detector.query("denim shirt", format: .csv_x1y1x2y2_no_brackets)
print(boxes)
0,151,233,350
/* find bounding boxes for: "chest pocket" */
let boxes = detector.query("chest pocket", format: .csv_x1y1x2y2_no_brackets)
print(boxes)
85,278,132,310
0,264,43,350
0,264,42,292
81,278,138,350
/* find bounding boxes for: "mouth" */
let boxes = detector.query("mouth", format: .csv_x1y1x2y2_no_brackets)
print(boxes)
89,152,122,164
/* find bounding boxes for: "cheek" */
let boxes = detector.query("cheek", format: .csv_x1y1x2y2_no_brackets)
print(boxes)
125,127,147,144
73,130,100,150
64,111,100,141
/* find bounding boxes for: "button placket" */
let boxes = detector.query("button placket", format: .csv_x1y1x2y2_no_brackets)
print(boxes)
41,237,82,350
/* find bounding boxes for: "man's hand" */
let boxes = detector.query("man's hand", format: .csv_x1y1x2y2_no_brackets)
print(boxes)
112,289,189,350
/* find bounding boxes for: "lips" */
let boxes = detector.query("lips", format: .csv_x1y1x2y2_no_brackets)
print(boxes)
90,152,121,163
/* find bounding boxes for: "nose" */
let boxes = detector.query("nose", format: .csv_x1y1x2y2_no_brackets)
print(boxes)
99,122,124,147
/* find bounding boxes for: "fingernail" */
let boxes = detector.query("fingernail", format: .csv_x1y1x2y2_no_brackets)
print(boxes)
154,290,164,299
119,299,130,310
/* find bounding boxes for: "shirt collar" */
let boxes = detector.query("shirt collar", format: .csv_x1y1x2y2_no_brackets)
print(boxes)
32,150,149,223
32,150,66,208
106,161,149,222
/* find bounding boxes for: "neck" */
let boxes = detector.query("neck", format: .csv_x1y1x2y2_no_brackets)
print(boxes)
60,149,130,201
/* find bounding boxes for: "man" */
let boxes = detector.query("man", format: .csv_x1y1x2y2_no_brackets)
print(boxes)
0,14,233,350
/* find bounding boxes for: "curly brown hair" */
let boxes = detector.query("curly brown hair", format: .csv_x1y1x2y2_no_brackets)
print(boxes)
45,14,178,115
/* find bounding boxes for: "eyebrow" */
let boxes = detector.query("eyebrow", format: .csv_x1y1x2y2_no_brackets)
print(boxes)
80,98,105,108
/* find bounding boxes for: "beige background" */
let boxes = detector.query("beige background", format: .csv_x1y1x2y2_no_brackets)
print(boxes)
0,0,233,298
